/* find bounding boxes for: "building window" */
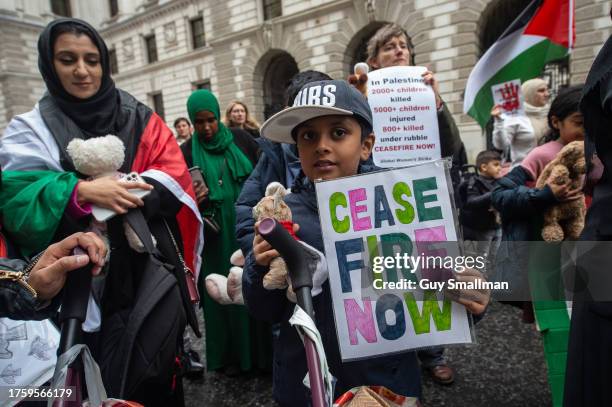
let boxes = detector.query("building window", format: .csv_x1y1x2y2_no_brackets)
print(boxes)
262,0,282,20
109,49,118,75
191,17,206,49
150,92,165,120
193,80,211,90
145,34,158,63
51,0,71,17
109,0,119,17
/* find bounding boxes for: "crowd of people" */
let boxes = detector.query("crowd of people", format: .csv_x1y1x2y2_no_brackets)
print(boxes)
0,16,611,407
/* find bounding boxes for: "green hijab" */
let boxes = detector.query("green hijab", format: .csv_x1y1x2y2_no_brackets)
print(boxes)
187,90,253,208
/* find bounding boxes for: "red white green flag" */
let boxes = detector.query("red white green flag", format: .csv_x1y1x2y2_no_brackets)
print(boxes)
463,0,575,127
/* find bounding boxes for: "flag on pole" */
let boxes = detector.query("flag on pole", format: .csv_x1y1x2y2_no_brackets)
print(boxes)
463,0,575,127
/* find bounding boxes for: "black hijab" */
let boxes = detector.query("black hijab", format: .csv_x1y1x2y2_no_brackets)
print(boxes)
37,18,119,136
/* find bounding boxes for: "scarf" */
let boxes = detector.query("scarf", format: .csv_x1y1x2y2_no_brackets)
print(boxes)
522,77,551,142
187,90,253,210
524,102,550,142
37,18,120,137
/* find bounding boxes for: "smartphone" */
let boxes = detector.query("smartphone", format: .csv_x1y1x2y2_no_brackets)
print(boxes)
189,166,207,189
92,172,152,222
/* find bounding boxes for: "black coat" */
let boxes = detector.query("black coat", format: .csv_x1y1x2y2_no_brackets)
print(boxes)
564,34,612,407
490,166,556,298
460,174,498,233
0,258,61,320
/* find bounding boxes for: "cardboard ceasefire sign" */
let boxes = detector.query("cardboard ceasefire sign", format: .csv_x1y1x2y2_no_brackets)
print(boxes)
315,161,472,361
491,79,525,118
367,66,441,168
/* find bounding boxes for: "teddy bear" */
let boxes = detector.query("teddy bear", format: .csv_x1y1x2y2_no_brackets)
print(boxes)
66,135,154,253
205,182,328,305
252,182,295,292
347,62,369,97
535,140,587,242
204,250,245,305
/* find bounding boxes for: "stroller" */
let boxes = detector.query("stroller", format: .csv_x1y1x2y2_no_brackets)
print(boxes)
259,218,419,407
49,210,190,407
48,249,141,407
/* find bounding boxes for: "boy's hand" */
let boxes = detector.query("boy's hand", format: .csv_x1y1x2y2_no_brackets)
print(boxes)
444,268,490,315
253,221,300,266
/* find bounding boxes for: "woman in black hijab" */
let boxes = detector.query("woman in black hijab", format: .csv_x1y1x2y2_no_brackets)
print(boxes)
0,18,202,406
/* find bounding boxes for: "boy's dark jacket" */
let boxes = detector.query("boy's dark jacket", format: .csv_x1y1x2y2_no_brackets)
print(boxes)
242,164,421,406
460,174,498,233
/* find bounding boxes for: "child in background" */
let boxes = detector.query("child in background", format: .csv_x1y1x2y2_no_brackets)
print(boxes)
460,150,503,276
242,80,489,406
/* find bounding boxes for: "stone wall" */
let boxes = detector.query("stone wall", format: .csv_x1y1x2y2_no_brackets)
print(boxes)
0,17,46,130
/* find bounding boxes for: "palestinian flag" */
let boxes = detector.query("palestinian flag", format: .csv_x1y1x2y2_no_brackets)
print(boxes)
463,0,575,127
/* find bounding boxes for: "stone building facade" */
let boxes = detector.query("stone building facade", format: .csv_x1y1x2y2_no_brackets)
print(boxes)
1,0,610,159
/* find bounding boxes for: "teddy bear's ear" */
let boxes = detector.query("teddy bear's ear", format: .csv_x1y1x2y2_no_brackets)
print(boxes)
66,139,84,158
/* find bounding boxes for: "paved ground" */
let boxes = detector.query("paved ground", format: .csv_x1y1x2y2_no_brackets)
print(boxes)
184,301,552,406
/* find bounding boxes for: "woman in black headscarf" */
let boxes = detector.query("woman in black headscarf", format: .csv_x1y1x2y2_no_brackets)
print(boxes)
0,18,202,406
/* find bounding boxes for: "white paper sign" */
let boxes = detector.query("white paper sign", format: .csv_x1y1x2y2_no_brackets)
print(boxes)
315,161,472,361
491,79,525,118
367,66,441,168
0,319,59,406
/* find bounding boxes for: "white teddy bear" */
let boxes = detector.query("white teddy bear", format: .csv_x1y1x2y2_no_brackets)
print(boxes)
66,135,154,253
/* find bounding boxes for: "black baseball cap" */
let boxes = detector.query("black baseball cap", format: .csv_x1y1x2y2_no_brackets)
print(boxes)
260,79,373,144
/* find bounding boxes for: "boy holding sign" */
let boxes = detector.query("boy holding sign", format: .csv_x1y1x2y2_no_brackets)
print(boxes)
242,80,488,406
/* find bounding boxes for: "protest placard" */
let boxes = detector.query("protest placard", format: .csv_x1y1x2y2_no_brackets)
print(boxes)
367,66,441,168
491,79,525,118
315,160,472,361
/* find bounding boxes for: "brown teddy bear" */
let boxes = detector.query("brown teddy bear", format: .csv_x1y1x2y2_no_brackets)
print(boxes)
252,182,295,293
535,140,586,241
347,62,369,97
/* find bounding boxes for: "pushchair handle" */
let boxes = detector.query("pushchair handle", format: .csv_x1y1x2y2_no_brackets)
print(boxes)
258,218,315,316
259,218,328,407
58,247,93,354
258,218,313,289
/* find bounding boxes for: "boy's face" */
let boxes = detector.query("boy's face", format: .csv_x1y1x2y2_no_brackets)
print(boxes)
295,115,374,181
480,160,502,179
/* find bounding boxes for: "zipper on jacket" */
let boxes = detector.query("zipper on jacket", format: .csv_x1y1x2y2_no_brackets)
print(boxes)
0,269,38,298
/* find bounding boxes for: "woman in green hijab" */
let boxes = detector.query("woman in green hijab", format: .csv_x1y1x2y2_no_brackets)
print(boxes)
181,89,264,374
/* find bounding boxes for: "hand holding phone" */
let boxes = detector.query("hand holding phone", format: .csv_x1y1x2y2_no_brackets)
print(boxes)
91,172,152,222
189,166,209,204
